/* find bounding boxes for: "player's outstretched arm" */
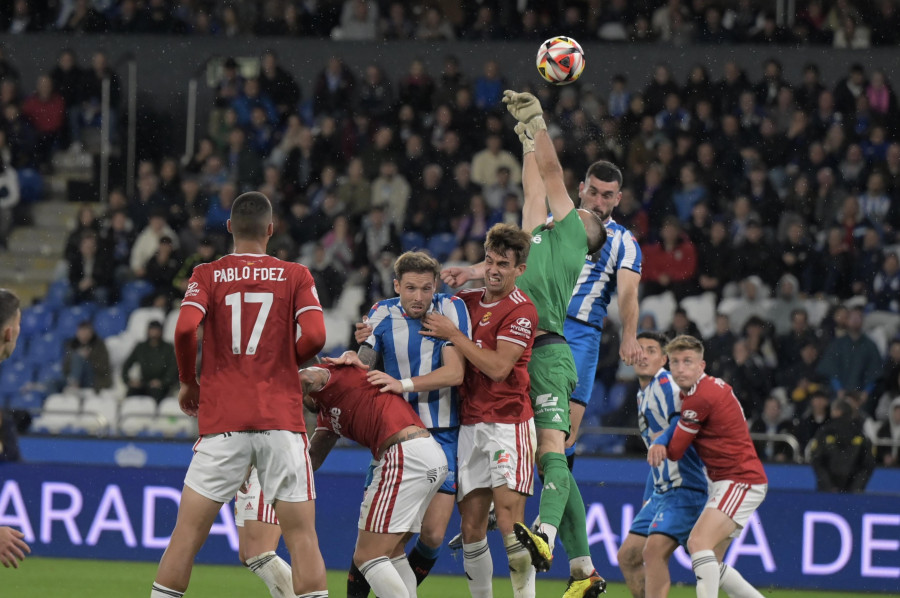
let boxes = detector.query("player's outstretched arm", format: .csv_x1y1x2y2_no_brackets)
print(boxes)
503,90,574,224
518,126,548,232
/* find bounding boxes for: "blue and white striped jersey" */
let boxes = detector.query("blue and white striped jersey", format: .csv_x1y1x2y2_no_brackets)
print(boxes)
566,219,642,329
364,293,471,429
637,368,708,494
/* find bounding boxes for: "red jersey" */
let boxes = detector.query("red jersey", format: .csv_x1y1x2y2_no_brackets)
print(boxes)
312,364,425,457
670,374,768,484
182,253,322,435
456,287,537,425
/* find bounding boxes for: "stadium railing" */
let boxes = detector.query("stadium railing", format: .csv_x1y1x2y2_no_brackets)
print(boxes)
579,426,804,464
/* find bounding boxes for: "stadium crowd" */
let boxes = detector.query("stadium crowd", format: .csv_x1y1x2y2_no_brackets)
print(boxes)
2,0,900,48
0,4,899,479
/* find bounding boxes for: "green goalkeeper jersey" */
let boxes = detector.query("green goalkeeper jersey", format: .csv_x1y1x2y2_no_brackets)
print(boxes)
517,209,588,336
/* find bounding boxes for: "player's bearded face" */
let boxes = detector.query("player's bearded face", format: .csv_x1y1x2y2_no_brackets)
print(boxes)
579,176,621,222
395,272,437,319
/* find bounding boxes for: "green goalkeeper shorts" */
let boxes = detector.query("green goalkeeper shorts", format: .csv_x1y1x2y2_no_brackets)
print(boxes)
528,337,576,436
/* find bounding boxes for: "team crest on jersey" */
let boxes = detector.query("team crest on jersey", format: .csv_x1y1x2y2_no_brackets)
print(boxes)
480,312,492,326
185,282,200,298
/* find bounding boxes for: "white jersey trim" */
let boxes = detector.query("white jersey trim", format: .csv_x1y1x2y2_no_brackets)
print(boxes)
181,301,206,315
295,305,324,316
497,335,528,347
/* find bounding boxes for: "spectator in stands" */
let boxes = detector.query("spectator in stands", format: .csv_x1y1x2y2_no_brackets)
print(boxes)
721,337,770,419
258,49,300,125
77,50,120,144
733,216,780,287
21,74,65,171
0,157,20,251
695,217,732,299
68,230,114,305
665,307,702,340
331,0,378,41
369,159,410,231
793,390,831,454
63,203,102,263
810,398,875,492
871,252,900,313
641,215,698,299
172,237,218,294
143,235,181,303
769,274,806,336
335,156,371,222
751,396,794,462
304,243,343,309
805,226,854,298
380,1,414,40
61,320,111,392
875,397,900,466
356,204,399,266
223,127,264,190
121,320,177,402
313,56,355,119
817,306,882,401
130,210,178,279
414,6,454,41
778,217,814,283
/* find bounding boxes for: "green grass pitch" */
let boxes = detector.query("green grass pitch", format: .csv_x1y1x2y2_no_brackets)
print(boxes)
5,557,898,597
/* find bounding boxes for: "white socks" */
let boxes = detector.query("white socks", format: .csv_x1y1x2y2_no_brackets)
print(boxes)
297,593,328,598
504,533,536,598
150,583,184,598
360,556,408,598
691,549,720,598
720,562,764,598
246,551,294,598
391,555,418,598
569,556,595,580
463,538,494,598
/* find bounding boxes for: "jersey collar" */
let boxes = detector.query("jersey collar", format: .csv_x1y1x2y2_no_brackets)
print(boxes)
684,373,706,396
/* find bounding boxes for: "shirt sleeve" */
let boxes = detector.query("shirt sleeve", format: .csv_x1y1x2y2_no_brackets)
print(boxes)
616,229,643,275
668,393,711,460
497,302,537,348
443,295,473,342
180,263,209,315
364,303,391,352
292,265,323,320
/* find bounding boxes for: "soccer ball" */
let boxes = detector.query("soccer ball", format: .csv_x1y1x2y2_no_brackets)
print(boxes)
536,36,585,85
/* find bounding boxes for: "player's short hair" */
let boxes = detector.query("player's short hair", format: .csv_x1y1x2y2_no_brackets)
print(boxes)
485,223,532,266
637,330,669,349
0,289,20,327
394,251,440,281
585,160,623,188
664,334,704,358
230,192,272,238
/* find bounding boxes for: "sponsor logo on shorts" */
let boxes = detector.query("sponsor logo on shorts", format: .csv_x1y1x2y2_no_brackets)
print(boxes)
493,450,511,465
535,393,558,408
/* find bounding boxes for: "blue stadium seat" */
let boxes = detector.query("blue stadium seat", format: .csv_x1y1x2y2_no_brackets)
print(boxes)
19,304,54,338
120,280,155,310
56,303,98,339
17,168,44,203
43,279,70,310
401,231,427,253
93,305,129,338
7,389,48,413
34,361,63,387
25,332,64,366
0,362,34,393
426,233,459,262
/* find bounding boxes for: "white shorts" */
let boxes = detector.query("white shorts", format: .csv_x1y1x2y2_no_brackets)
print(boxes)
456,420,536,500
707,480,768,536
234,466,279,527
185,430,316,504
359,436,448,534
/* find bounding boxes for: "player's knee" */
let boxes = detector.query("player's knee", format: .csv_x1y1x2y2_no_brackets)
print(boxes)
418,526,443,549
617,543,643,571
642,540,666,564
686,534,705,556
